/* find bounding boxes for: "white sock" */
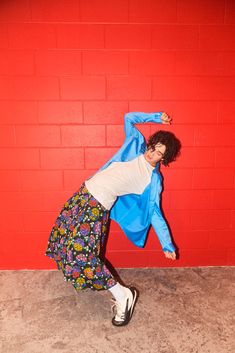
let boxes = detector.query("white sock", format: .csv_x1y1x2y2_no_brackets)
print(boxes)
108,282,128,302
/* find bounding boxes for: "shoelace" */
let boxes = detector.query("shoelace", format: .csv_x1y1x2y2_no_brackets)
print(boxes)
110,298,126,320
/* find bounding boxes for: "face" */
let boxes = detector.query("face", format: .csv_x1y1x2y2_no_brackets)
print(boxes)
144,142,166,167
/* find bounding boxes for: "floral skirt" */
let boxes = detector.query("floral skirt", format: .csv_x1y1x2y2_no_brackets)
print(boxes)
45,182,116,291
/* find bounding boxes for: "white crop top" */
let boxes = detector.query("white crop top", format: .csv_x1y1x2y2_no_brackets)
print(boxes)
85,154,154,210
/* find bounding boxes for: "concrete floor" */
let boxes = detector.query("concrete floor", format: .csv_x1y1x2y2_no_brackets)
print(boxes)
0,267,234,353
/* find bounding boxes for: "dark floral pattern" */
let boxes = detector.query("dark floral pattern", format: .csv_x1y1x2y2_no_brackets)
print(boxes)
45,183,116,291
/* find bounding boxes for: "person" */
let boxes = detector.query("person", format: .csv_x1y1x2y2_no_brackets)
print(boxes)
45,111,181,327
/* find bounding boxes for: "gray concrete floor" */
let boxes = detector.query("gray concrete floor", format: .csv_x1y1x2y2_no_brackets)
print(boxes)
0,267,234,353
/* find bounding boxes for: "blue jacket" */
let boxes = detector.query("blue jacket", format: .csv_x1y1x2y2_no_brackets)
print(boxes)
97,112,175,253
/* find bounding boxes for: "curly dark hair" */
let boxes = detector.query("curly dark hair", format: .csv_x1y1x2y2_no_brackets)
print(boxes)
147,130,181,166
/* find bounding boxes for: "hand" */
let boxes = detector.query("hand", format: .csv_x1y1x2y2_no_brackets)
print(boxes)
164,251,176,260
161,112,172,125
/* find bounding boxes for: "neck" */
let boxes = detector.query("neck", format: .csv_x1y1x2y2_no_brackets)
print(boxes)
143,152,157,168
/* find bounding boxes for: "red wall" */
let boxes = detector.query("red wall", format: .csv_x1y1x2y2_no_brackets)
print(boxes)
0,0,234,269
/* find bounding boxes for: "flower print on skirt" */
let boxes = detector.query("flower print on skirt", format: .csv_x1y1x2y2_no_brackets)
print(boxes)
45,182,116,291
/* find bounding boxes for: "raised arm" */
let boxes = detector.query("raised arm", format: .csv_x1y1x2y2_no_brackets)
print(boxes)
124,112,171,139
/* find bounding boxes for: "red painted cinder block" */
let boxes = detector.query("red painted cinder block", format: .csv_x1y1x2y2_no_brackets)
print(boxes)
218,102,235,124
0,171,21,191
0,126,15,146
0,50,34,75
60,77,105,100
107,77,151,100
40,148,84,169
20,171,63,191
175,147,215,169
193,169,234,189
0,192,22,212
19,190,70,212
160,189,171,210
106,250,149,268
83,51,128,75
83,102,128,124
106,125,124,146
0,0,31,22
136,125,152,140
225,0,235,24
174,230,210,250
215,147,235,167
0,77,60,100
227,249,235,266
212,190,235,210
0,25,8,49
105,25,151,49
0,231,50,260
231,211,235,229
152,77,198,100
177,249,228,267
163,168,193,190
0,102,38,124
106,231,137,251
0,148,40,169
165,209,192,231
109,220,123,232
195,77,235,100
85,147,118,169
80,0,128,22
129,51,175,75
15,126,60,147
57,24,104,49
209,230,235,249
152,25,199,50
175,51,218,76
194,125,235,146
200,25,235,50
0,249,55,270
177,0,224,24
19,191,44,212
41,190,75,212
36,50,82,76
129,0,177,23
8,23,57,49
23,211,56,232
38,102,83,124
61,125,105,146
170,190,213,210
217,52,235,76
31,0,80,21
63,170,97,191
0,212,24,231
191,210,231,231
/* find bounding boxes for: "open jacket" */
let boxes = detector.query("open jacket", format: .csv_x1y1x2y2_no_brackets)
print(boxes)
96,112,175,253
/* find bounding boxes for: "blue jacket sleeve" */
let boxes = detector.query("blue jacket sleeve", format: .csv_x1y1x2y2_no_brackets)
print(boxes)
151,185,176,253
124,112,163,139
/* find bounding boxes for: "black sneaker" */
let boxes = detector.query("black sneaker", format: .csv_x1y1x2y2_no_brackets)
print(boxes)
111,287,138,326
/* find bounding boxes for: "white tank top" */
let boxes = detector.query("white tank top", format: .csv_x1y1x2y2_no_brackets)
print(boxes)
85,154,154,210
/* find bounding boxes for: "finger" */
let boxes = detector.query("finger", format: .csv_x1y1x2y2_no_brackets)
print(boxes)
162,113,171,120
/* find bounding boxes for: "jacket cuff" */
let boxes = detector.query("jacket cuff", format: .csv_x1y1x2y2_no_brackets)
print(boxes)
163,243,176,253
